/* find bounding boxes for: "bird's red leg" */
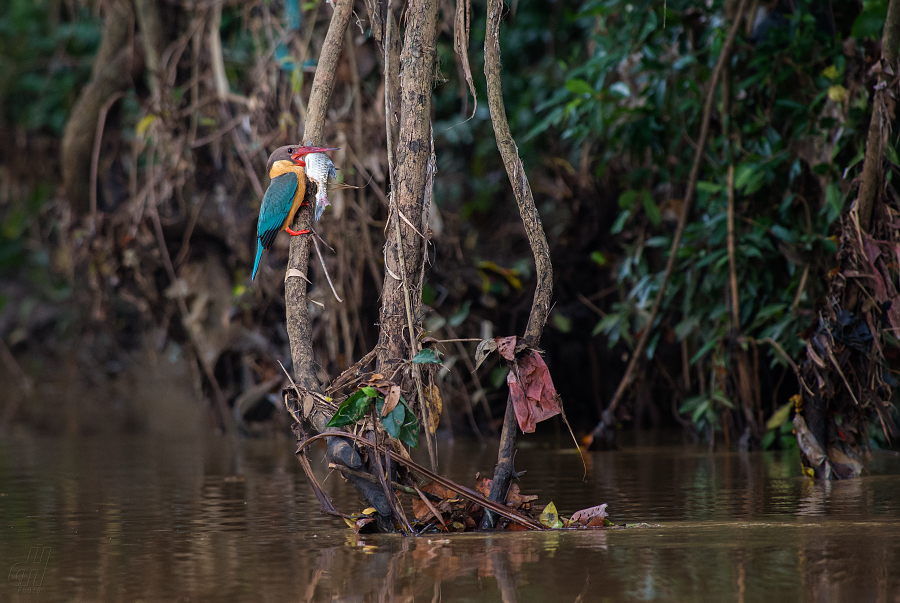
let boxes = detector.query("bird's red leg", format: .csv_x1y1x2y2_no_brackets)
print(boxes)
284,227,310,236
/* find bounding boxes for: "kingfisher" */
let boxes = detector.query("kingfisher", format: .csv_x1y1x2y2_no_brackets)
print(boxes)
252,144,338,280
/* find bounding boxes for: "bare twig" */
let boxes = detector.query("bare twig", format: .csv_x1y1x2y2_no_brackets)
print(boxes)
312,234,344,302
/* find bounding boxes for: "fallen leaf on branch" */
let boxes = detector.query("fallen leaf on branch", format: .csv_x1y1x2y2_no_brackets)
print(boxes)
568,503,609,527
508,351,561,433
475,474,492,497
475,338,498,370
354,516,376,533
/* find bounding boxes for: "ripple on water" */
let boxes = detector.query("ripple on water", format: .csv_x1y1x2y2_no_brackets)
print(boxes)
2,434,900,602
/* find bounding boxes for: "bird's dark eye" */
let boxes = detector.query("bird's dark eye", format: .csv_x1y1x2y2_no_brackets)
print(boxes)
287,148,294,154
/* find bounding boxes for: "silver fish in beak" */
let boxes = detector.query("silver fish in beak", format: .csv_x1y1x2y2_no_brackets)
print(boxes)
303,152,338,222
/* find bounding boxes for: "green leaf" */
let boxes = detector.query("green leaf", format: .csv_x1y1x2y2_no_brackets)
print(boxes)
412,348,442,364
565,78,594,95
361,386,379,398
642,190,661,226
679,395,705,415
376,395,405,439
886,143,900,167
376,397,420,448
825,183,844,223
618,189,639,209
326,390,372,428
448,300,472,327
690,338,718,365
696,181,722,194
766,400,794,430
539,501,564,529
770,224,795,243
551,312,572,333
691,399,710,424
398,401,420,448
713,392,735,409
611,209,630,234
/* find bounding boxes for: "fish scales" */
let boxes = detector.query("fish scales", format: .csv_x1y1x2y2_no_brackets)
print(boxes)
304,153,337,222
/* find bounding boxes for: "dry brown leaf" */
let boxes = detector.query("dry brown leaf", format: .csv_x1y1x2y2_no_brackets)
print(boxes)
424,383,443,434
569,503,609,528
497,335,518,361
505,483,538,510
381,384,401,417
353,516,376,533
508,350,561,433
414,485,447,527
474,338,498,370
475,475,492,498
412,481,459,522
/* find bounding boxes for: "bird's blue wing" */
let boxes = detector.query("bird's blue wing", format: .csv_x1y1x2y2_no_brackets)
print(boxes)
257,172,299,249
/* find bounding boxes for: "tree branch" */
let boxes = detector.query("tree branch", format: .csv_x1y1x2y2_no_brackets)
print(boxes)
480,0,554,528
286,0,353,400
856,0,900,232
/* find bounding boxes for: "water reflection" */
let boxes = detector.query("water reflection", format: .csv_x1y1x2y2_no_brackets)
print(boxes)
1,433,899,602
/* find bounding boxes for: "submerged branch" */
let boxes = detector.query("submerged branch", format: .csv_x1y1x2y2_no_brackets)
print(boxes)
297,432,545,530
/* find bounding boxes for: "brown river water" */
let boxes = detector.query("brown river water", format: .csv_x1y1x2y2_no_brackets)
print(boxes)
2,431,899,602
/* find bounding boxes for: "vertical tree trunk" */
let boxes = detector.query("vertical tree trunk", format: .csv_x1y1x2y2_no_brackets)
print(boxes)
283,0,394,519
376,0,439,376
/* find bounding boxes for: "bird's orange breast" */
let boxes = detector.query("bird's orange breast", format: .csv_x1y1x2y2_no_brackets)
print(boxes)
269,160,307,230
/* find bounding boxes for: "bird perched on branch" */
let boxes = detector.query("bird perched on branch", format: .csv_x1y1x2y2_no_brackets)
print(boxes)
252,144,338,280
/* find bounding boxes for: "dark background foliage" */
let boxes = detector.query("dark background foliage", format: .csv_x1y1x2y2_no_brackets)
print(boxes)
0,0,896,451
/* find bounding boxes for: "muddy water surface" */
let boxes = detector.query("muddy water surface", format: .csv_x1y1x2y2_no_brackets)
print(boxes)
2,432,899,602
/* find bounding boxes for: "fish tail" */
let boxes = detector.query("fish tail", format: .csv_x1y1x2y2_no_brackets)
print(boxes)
251,239,264,280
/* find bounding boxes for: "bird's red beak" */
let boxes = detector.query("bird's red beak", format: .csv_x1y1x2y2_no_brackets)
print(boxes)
291,146,339,163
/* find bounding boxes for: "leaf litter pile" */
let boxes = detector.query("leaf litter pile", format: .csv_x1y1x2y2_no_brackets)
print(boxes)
291,336,610,535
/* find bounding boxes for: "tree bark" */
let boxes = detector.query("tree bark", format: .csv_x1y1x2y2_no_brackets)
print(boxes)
61,0,134,215
286,0,353,396
132,0,164,98
856,0,900,232
480,0,554,528
283,0,392,516
375,0,439,376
